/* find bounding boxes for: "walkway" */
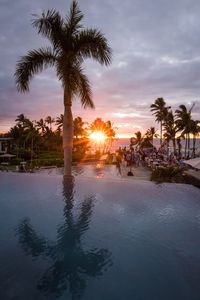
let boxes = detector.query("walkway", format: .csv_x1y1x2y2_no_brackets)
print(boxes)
120,164,151,181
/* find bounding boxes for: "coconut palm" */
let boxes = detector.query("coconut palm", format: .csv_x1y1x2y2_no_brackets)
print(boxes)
145,127,158,148
15,0,112,176
15,113,27,126
45,116,55,131
36,118,46,135
73,116,86,139
175,104,194,158
24,120,40,165
163,110,178,155
55,114,64,132
134,131,143,149
150,98,170,146
190,120,200,157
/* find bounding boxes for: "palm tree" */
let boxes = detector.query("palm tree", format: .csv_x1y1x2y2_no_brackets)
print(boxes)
15,113,27,126
163,110,178,155
15,1,112,176
134,131,143,149
24,120,40,165
73,116,86,139
36,118,46,135
150,98,170,146
45,116,55,131
175,104,194,158
145,127,158,148
55,114,64,132
104,120,116,152
190,120,200,157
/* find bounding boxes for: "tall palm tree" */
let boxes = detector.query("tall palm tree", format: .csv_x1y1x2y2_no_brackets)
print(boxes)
175,104,194,158
190,120,200,157
150,98,169,146
163,110,178,155
15,1,112,176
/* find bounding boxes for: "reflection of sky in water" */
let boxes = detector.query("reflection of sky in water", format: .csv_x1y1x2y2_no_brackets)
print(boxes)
0,173,200,300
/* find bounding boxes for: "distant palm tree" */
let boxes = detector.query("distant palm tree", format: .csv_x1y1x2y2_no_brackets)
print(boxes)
190,119,200,157
15,113,28,126
146,127,158,148
36,118,46,135
150,98,169,146
15,0,112,176
134,131,143,149
45,116,55,131
73,116,86,139
175,104,194,157
24,120,39,165
55,114,64,132
163,110,178,155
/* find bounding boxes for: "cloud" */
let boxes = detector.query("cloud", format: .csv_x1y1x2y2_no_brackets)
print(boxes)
0,0,200,135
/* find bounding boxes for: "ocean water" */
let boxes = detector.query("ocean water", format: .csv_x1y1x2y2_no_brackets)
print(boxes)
0,173,200,300
112,138,200,154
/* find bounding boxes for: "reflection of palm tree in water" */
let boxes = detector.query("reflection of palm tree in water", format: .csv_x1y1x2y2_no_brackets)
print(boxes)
16,177,112,299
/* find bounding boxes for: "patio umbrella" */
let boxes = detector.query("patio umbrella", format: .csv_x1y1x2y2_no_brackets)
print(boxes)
183,157,200,170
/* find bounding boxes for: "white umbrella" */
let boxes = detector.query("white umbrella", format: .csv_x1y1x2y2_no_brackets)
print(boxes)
183,157,200,170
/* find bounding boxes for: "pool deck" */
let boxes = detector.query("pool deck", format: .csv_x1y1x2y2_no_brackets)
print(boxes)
184,169,200,188
120,164,151,181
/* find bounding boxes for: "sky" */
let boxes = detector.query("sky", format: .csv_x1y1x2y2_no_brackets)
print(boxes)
0,0,200,137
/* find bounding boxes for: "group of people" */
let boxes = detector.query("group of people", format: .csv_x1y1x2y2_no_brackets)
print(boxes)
116,147,141,168
114,145,187,171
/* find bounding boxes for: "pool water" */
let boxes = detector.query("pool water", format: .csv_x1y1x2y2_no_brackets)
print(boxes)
0,173,200,300
36,163,122,179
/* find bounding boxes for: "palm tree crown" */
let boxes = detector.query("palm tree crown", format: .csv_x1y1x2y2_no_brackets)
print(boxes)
15,1,111,107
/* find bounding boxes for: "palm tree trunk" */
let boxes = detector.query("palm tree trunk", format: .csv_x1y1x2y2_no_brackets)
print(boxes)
31,137,33,166
193,135,196,157
63,89,73,177
187,133,190,158
184,134,187,158
172,138,176,156
160,122,162,146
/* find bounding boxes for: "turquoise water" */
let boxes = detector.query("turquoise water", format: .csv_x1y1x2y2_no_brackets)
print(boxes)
0,173,200,300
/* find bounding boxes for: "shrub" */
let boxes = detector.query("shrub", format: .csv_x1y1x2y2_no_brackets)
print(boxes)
151,166,185,183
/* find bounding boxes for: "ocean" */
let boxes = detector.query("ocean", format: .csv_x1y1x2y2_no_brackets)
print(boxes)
111,138,200,155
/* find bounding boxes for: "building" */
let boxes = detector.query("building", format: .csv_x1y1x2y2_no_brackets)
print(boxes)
0,138,14,154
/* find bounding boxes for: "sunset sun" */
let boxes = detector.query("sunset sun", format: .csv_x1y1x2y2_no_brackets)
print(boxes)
89,131,106,142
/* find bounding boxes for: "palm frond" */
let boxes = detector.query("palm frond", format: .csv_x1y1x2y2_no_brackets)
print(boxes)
74,29,112,65
57,60,94,108
65,0,83,35
32,10,65,51
77,70,94,109
15,47,57,92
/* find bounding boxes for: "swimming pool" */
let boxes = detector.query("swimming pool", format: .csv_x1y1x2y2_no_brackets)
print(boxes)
0,173,200,300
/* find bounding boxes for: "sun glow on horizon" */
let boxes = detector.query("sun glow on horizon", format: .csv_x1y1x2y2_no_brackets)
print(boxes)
89,131,106,142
